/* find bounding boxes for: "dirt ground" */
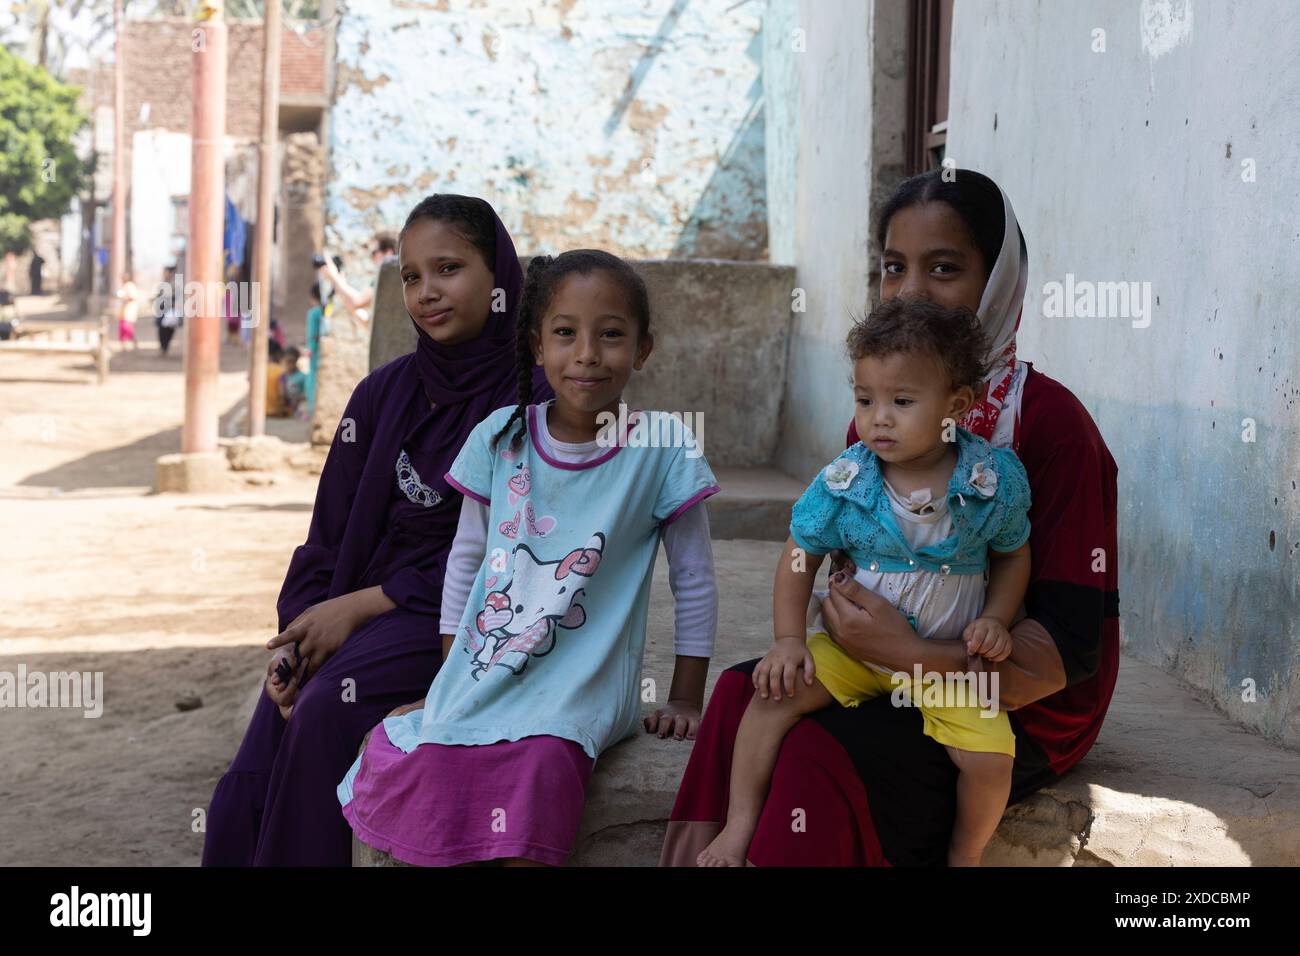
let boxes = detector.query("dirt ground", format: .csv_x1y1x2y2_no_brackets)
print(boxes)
0,310,321,865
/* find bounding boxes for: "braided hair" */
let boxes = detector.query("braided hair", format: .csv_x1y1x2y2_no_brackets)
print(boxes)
490,249,651,453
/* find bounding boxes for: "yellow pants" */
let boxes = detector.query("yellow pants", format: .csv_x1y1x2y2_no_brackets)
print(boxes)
807,631,1015,757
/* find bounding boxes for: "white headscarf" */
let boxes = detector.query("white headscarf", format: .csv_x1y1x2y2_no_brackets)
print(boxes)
962,184,1029,450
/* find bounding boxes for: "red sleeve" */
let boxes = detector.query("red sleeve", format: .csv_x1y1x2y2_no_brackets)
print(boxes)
1013,374,1118,686
1010,369,1121,772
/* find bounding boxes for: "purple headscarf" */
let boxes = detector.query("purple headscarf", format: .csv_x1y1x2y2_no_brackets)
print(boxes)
276,203,549,630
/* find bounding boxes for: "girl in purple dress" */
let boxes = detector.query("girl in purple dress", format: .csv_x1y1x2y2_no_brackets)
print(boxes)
201,195,551,866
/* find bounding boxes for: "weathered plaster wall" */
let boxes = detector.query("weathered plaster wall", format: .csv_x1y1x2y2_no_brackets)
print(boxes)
326,0,767,272
946,0,1300,744
771,0,909,482
363,257,794,467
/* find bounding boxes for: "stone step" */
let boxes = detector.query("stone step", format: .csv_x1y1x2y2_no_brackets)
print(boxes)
352,537,1300,866
705,466,806,542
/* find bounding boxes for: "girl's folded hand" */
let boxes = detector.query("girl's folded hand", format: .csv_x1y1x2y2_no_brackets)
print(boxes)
267,593,368,678
643,700,701,740
265,644,306,720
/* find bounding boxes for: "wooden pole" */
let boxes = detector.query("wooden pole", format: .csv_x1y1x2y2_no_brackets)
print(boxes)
248,0,282,437
110,0,126,302
183,2,227,454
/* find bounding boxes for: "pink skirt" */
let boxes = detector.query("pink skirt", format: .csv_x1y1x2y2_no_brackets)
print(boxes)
342,721,594,867
118,319,135,342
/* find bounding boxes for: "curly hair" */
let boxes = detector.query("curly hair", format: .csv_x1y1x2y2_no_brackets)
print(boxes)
490,250,651,453
846,296,989,393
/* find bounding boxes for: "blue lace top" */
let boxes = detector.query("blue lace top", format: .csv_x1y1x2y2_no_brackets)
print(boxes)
790,428,1031,575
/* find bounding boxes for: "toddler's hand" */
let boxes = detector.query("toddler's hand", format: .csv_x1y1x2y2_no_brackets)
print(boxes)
963,617,1013,662
643,700,702,740
753,637,815,701
827,549,858,578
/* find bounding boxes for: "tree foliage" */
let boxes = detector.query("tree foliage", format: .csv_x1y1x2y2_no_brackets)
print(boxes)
0,45,88,253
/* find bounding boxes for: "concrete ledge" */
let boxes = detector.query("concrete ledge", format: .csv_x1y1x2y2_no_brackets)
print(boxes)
365,258,796,468
224,435,288,472
706,466,806,541
154,451,232,493
349,539,1300,866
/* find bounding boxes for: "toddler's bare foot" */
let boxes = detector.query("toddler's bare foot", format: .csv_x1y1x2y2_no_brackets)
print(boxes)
696,826,750,867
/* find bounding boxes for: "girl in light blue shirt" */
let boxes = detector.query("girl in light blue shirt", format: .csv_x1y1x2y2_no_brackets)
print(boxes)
338,249,720,866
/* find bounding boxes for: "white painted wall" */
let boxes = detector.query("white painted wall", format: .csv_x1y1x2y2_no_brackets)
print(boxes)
772,0,907,482
945,0,1300,744
129,129,191,285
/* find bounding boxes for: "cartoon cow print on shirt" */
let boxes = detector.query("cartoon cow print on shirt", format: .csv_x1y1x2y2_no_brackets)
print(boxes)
469,532,606,679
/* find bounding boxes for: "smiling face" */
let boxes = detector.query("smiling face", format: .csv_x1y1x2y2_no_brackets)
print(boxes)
399,218,496,345
880,202,989,313
853,350,973,466
531,269,653,423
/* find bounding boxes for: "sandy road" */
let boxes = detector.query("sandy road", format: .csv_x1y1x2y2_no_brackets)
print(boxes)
0,339,320,865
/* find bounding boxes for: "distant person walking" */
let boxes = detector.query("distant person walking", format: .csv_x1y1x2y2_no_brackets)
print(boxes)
116,274,139,350
155,265,181,357
28,252,44,295
305,281,330,416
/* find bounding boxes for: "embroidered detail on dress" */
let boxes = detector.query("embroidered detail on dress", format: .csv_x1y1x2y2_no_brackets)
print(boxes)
969,460,998,498
824,457,860,491
396,449,442,508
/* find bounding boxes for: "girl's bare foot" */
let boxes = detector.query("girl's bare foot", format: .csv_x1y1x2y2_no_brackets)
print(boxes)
696,825,750,867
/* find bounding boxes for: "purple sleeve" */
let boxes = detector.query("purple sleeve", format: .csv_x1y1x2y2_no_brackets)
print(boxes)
380,565,442,616
274,377,375,630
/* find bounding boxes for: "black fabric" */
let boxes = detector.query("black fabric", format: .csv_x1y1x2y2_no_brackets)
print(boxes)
728,658,1056,867
1024,579,1112,686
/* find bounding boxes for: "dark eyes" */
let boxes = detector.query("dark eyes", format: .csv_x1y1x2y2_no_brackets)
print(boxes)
401,264,460,284
882,261,959,277
552,327,625,339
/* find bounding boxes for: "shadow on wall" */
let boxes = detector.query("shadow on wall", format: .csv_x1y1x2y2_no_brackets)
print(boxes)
671,31,768,261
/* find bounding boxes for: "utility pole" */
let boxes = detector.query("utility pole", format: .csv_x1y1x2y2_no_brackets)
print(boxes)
110,0,125,302
183,1,227,454
248,0,282,437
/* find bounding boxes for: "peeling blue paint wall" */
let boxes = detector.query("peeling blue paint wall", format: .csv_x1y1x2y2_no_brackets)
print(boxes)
946,0,1300,745
327,0,767,271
